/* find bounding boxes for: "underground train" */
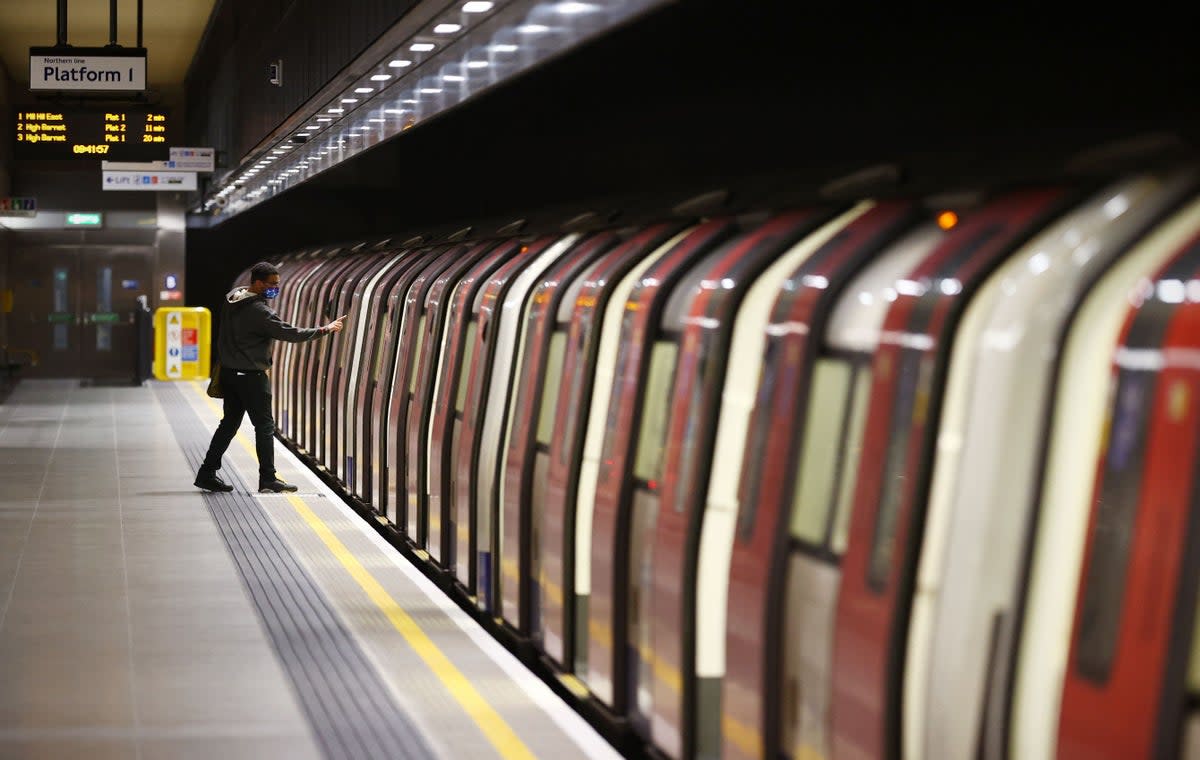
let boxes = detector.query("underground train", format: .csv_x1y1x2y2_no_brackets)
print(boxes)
227,167,1200,760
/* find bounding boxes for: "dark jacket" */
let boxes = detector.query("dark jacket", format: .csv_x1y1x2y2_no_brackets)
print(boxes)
218,286,321,371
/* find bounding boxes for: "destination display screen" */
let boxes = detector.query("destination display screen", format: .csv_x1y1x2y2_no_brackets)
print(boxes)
13,107,170,160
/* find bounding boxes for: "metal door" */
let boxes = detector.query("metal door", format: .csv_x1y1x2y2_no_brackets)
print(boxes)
79,246,155,380
7,246,154,379
8,247,81,377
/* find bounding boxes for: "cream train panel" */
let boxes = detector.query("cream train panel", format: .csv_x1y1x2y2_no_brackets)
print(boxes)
774,224,944,758
572,228,691,605
784,556,840,759
475,234,580,608
907,173,1196,760
824,224,946,353
426,276,470,509
1011,194,1200,760
277,256,324,436
694,203,872,682
343,257,403,495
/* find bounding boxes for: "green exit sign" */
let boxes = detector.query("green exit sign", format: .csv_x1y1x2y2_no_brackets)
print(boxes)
65,211,102,227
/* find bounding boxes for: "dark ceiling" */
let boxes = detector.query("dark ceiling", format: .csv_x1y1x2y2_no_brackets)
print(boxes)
187,4,1200,311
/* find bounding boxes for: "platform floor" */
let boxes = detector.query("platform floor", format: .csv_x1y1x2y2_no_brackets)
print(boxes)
0,379,620,760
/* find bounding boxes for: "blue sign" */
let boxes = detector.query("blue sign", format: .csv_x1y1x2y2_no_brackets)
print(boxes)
181,345,198,362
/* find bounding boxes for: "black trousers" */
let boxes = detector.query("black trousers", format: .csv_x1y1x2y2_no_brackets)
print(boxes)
200,367,277,481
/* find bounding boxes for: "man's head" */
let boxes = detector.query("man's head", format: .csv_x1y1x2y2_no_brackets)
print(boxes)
249,262,281,299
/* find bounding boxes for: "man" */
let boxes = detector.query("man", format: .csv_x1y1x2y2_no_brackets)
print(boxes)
194,261,346,493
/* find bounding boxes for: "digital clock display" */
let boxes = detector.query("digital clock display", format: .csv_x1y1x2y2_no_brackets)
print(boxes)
13,107,171,160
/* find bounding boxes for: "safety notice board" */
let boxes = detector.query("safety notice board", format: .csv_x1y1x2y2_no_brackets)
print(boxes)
153,307,211,381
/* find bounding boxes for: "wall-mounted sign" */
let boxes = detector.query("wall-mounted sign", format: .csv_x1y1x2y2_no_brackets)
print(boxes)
168,147,215,172
103,160,170,171
0,197,36,217
29,47,147,92
65,211,103,227
14,107,170,161
102,171,196,191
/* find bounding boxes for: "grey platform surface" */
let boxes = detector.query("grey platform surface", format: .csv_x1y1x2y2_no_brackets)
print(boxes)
0,379,621,760
0,380,321,759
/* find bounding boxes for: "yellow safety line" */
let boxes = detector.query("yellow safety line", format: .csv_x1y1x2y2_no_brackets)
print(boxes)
189,381,763,759
189,382,536,760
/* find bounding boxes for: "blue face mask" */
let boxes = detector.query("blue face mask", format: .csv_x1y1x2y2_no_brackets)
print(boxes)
264,286,280,299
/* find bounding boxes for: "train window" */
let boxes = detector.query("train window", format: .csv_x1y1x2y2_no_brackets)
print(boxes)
1188,586,1200,694
410,316,426,393
538,334,566,444
633,342,679,483
790,359,853,545
371,311,390,382
456,323,478,413
830,362,873,555
1074,368,1154,682
558,328,591,468
868,353,933,590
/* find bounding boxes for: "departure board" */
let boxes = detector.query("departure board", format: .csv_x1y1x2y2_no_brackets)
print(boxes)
13,107,171,160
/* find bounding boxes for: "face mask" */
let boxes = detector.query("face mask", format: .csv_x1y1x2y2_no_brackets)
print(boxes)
264,286,280,299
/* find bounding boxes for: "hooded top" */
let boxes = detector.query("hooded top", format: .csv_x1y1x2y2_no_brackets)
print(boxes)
218,286,322,371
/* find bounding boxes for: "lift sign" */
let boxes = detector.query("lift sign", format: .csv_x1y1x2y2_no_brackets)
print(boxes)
29,51,147,92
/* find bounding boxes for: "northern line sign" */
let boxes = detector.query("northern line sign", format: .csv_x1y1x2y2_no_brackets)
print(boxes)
29,47,147,92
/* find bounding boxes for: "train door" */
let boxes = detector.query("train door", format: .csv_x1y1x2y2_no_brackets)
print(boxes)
8,245,153,379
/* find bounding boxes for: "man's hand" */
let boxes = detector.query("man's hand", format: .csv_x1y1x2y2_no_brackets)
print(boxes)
324,314,347,334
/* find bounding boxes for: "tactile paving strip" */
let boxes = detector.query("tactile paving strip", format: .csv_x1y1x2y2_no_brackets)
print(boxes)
156,382,436,760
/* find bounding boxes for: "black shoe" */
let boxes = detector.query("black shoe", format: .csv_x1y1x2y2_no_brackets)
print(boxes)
259,478,298,493
194,470,234,492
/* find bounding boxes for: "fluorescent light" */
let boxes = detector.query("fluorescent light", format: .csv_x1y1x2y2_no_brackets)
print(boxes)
317,117,333,122
419,88,443,94
411,42,435,51
388,59,412,68
327,108,345,113
304,125,320,130
443,75,465,82
402,99,419,104
467,60,489,68
434,23,462,33
463,1,493,11
519,24,550,33
355,87,374,94
341,98,359,103
384,109,406,114
491,43,518,52
369,118,385,123
371,74,392,81
556,1,598,13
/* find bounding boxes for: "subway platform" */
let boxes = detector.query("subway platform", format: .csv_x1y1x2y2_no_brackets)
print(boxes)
0,378,621,760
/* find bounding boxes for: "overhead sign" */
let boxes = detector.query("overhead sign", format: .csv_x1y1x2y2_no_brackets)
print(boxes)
65,212,103,227
15,107,170,161
29,47,147,92
0,197,37,217
103,160,172,171
168,147,215,172
103,171,196,191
